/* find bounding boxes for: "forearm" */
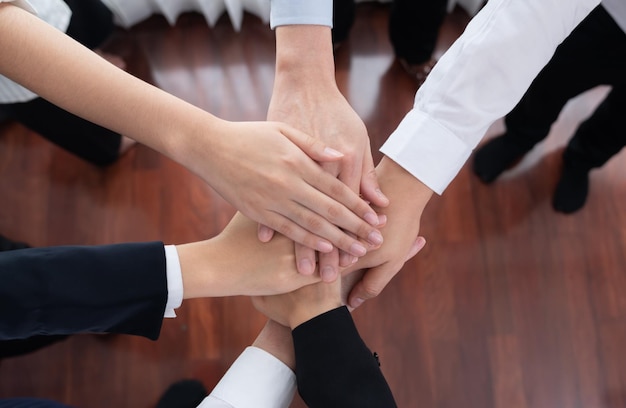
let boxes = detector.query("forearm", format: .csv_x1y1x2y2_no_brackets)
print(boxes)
274,25,335,86
0,4,223,170
0,242,167,341
293,307,397,408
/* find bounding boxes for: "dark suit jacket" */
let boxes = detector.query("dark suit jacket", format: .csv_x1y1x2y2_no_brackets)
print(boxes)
0,242,168,341
293,306,398,408
0,398,72,408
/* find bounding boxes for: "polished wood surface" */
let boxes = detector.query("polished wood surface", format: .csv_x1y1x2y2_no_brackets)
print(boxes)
1,4,625,407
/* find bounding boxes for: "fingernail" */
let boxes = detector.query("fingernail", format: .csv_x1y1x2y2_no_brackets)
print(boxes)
350,243,367,257
377,214,387,226
317,241,334,253
351,297,365,308
351,257,359,264
368,231,383,246
339,252,353,267
376,188,389,202
321,266,336,282
323,147,344,158
298,258,314,275
364,212,379,226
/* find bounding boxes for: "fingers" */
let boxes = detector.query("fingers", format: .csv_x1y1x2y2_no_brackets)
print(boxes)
348,236,427,309
257,224,275,243
302,169,383,245
264,186,380,257
318,249,340,283
360,153,390,208
295,243,317,275
280,123,345,163
406,236,426,261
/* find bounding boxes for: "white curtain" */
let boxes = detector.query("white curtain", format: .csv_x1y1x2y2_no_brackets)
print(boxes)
100,0,270,31
100,0,483,31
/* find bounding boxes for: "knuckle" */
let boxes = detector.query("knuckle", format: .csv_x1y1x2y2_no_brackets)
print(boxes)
325,204,342,221
303,214,324,232
328,180,347,199
361,282,382,299
276,221,294,238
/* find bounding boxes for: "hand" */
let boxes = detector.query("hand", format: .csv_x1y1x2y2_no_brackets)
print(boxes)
0,7,380,265
264,25,389,281
343,157,433,308
252,278,342,329
177,212,322,298
192,120,382,259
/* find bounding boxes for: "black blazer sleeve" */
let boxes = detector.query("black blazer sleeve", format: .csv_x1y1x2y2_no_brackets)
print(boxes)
292,306,397,408
0,242,168,341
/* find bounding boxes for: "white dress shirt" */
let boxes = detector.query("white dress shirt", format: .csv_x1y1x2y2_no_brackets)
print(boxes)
198,347,296,408
270,0,602,194
0,0,71,103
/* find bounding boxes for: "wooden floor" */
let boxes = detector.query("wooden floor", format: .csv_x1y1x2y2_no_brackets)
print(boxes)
1,4,626,408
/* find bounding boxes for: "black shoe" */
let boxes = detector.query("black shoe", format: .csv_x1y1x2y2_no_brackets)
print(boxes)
552,163,590,214
156,379,208,408
0,234,30,251
473,135,530,183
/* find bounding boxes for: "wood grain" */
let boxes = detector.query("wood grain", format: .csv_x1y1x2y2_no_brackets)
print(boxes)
1,5,625,407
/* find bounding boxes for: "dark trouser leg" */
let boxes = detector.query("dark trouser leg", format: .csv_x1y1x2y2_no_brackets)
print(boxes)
474,5,623,183
553,86,626,213
333,0,356,45
0,0,122,167
2,99,122,167
63,0,115,49
388,0,448,64
505,6,624,150
565,85,626,171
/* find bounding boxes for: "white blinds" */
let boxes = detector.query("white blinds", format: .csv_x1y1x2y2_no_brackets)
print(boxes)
100,0,482,31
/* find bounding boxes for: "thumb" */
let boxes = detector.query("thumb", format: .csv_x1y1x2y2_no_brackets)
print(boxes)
405,236,426,261
360,152,389,208
348,236,426,309
257,224,275,243
280,124,344,163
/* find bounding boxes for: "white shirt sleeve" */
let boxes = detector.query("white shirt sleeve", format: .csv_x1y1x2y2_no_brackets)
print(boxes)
197,347,296,408
0,0,36,14
163,245,183,318
269,0,332,28
380,0,601,194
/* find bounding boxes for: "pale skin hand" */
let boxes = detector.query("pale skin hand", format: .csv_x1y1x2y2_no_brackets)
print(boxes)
345,157,434,308
0,4,381,260
252,231,426,327
263,25,389,281
252,276,343,329
177,212,322,298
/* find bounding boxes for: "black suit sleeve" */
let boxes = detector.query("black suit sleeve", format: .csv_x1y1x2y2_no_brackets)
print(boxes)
0,242,168,341
292,306,397,408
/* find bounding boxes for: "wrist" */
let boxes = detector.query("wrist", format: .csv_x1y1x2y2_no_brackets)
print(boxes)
378,156,434,206
274,26,336,84
288,298,342,329
252,320,295,371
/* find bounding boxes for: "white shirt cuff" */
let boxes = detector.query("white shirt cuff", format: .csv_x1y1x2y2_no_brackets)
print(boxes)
164,245,183,318
270,0,333,29
380,109,473,195
199,347,296,408
0,0,37,14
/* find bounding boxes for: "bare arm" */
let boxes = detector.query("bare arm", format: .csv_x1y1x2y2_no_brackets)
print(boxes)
0,3,382,261
267,24,388,280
